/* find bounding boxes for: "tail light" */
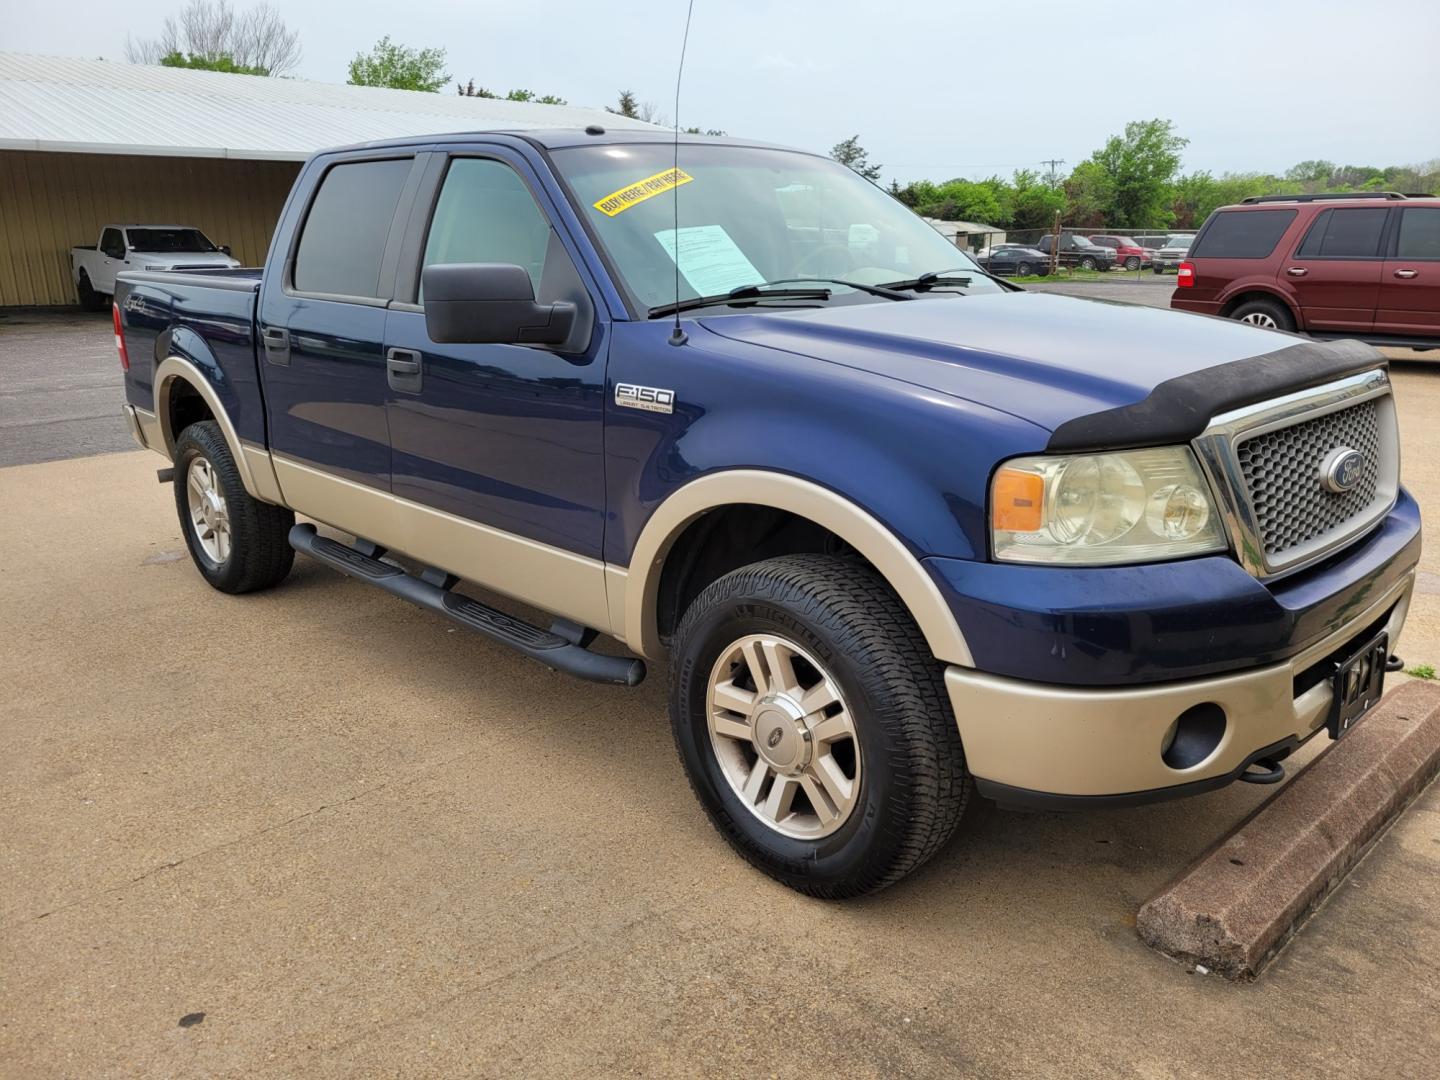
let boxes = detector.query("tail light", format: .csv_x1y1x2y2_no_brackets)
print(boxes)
1177,261,1195,288
112,302,130,372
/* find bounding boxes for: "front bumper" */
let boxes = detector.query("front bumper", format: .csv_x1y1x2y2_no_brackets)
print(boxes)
946,569,1413,802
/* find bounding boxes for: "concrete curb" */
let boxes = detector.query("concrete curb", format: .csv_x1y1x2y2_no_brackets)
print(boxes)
1137,680,1440,979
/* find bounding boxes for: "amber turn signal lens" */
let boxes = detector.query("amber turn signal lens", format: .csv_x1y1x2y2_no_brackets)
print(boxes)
992,467,1044,532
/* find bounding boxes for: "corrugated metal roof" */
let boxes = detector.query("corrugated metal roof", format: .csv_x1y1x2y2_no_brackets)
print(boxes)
0,52,656,160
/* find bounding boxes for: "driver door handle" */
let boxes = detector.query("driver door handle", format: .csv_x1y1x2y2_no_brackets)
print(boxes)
1285,267,1308,277
387,347,423,393
1393,268,1419,279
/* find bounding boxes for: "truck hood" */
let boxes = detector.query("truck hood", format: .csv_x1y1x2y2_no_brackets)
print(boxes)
698,291,1372,442
130,251,239,269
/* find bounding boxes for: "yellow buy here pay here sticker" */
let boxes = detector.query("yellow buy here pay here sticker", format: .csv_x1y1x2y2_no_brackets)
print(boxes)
593,168,694,216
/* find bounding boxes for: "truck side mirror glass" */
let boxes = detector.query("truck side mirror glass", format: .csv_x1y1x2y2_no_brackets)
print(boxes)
422,263,576,348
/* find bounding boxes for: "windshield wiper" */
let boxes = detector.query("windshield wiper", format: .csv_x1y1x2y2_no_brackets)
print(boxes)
647,277,912,319
648,284,830,319
877,267,975,292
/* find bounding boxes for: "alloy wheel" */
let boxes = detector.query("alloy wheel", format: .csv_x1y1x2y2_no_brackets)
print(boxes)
706,633,861,839
186,456,232,563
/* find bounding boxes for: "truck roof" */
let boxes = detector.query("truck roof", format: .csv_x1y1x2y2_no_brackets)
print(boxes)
316,127,797,157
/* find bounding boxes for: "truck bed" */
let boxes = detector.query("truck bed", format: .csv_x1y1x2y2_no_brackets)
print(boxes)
116,268,269,447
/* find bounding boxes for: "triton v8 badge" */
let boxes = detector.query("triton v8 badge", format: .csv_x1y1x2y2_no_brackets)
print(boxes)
615,383,675,414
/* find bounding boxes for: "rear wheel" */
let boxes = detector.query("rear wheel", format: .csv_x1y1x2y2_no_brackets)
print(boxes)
76,271,105,312
1230,297,1295,332
1124,256,1141,271
669,554,971,898
173,421,295,594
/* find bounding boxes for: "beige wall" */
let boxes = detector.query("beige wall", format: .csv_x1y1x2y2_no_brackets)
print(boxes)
0,150,300,307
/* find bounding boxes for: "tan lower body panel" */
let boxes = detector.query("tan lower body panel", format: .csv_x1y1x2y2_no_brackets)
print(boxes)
271,455,613,634
131,406,165,455
946,572,1413,797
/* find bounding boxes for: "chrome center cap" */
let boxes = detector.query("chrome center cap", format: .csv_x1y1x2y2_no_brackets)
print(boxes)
751,693,812,775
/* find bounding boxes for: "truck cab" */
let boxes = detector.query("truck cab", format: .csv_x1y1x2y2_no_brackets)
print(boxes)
113,129,1420,899
72,224,238,309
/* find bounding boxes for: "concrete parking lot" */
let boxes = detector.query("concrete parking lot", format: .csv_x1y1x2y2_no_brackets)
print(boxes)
2,311,1439,1078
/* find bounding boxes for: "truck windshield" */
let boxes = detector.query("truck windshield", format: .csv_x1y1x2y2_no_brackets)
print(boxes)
125,228,217,253
550,143,996,314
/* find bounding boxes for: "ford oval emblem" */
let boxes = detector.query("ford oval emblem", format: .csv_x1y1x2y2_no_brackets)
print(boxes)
1320,447,1365,493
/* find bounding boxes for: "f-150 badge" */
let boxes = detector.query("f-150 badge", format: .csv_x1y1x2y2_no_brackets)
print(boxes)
615,383,675,414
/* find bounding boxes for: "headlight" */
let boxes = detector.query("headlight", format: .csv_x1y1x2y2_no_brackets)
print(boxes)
991,447,1227,565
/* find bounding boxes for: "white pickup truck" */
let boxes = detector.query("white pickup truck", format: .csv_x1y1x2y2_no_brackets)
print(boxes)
71,224,239,310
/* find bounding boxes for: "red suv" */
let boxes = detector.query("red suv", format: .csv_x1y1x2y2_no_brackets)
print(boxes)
1170,193,1440,347
1088,234,1152,270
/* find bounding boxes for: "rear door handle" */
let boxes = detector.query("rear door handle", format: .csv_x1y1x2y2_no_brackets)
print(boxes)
261,326,290,365
1285,267,1308,277
1393,268,1419,279
387,347,423,393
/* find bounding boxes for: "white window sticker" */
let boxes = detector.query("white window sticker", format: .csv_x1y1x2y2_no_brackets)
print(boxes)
654,225,762,297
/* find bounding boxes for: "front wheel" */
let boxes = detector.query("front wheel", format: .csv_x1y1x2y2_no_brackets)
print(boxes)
173,421,296,594
1016,261,1033,276
1079,255,1097,271
1153,265,1164,275
669,554,971,898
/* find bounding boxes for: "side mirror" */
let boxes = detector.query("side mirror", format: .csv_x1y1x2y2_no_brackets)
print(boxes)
422,263,576,347
219,245,232,256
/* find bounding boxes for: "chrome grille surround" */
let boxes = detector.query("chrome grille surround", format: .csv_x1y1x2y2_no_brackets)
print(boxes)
1192,369,1398,580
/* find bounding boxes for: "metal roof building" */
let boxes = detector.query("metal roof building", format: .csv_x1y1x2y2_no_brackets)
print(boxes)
0,52,651,306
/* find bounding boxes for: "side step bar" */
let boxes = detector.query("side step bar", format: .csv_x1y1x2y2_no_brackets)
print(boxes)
288,524,645,686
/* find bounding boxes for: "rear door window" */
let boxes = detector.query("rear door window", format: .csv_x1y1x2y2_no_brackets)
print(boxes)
1189,209,1297,259
293,158,412,298
1296,208,1388,258
1396,208,1440,259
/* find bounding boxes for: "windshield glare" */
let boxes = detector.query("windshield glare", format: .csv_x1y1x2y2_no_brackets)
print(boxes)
551,143,997,313
125,228,217,253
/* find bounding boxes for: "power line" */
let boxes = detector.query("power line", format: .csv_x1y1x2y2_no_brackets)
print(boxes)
1041,158,1067,185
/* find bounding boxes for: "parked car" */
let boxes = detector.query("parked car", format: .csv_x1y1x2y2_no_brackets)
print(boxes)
113,130,1419,898
72,224,238,310
975,244,1052,276
1036,233,1116,271
1152,235,1195,273
1088,234,1152,271
1170,193,1440,347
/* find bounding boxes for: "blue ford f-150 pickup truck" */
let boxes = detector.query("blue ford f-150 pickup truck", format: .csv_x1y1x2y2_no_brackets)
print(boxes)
115,128,1420,898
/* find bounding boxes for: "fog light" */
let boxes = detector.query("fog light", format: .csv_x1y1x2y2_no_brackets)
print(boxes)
1160,703,1227,770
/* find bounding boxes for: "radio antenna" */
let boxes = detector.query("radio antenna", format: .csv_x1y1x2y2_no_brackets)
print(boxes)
667,0,697,347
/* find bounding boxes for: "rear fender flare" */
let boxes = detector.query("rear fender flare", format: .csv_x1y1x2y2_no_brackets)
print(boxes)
153,355,283,504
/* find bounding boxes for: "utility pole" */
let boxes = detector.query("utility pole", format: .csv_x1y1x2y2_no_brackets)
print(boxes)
1040,158,1066,185
1049,209,1062,276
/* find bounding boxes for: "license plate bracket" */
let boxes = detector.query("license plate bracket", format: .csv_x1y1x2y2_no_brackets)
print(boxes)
1326,630,1388,739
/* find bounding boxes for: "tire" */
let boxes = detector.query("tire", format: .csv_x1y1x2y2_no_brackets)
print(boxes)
1153,265,1164,275
1124,256,1141,271
173,420,295,594
76,271,105,312
1016,261,1033,276
669,553,971,898
1079,256,1097,271
1229,297,1295,332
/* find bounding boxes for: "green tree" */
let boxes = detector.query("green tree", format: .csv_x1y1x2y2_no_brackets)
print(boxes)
1082,118,1189,228
1008,169,1066,230
608,90,640,118
348,36,449,92
159,50,267,75
830,135,882,182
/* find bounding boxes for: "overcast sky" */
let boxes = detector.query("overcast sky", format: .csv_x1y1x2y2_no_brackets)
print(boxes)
12,0,1439,183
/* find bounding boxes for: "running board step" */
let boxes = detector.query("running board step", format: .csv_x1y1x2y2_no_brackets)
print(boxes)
288,523,645,686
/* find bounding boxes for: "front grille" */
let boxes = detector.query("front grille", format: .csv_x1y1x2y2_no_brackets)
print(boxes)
1235,399,1382,558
